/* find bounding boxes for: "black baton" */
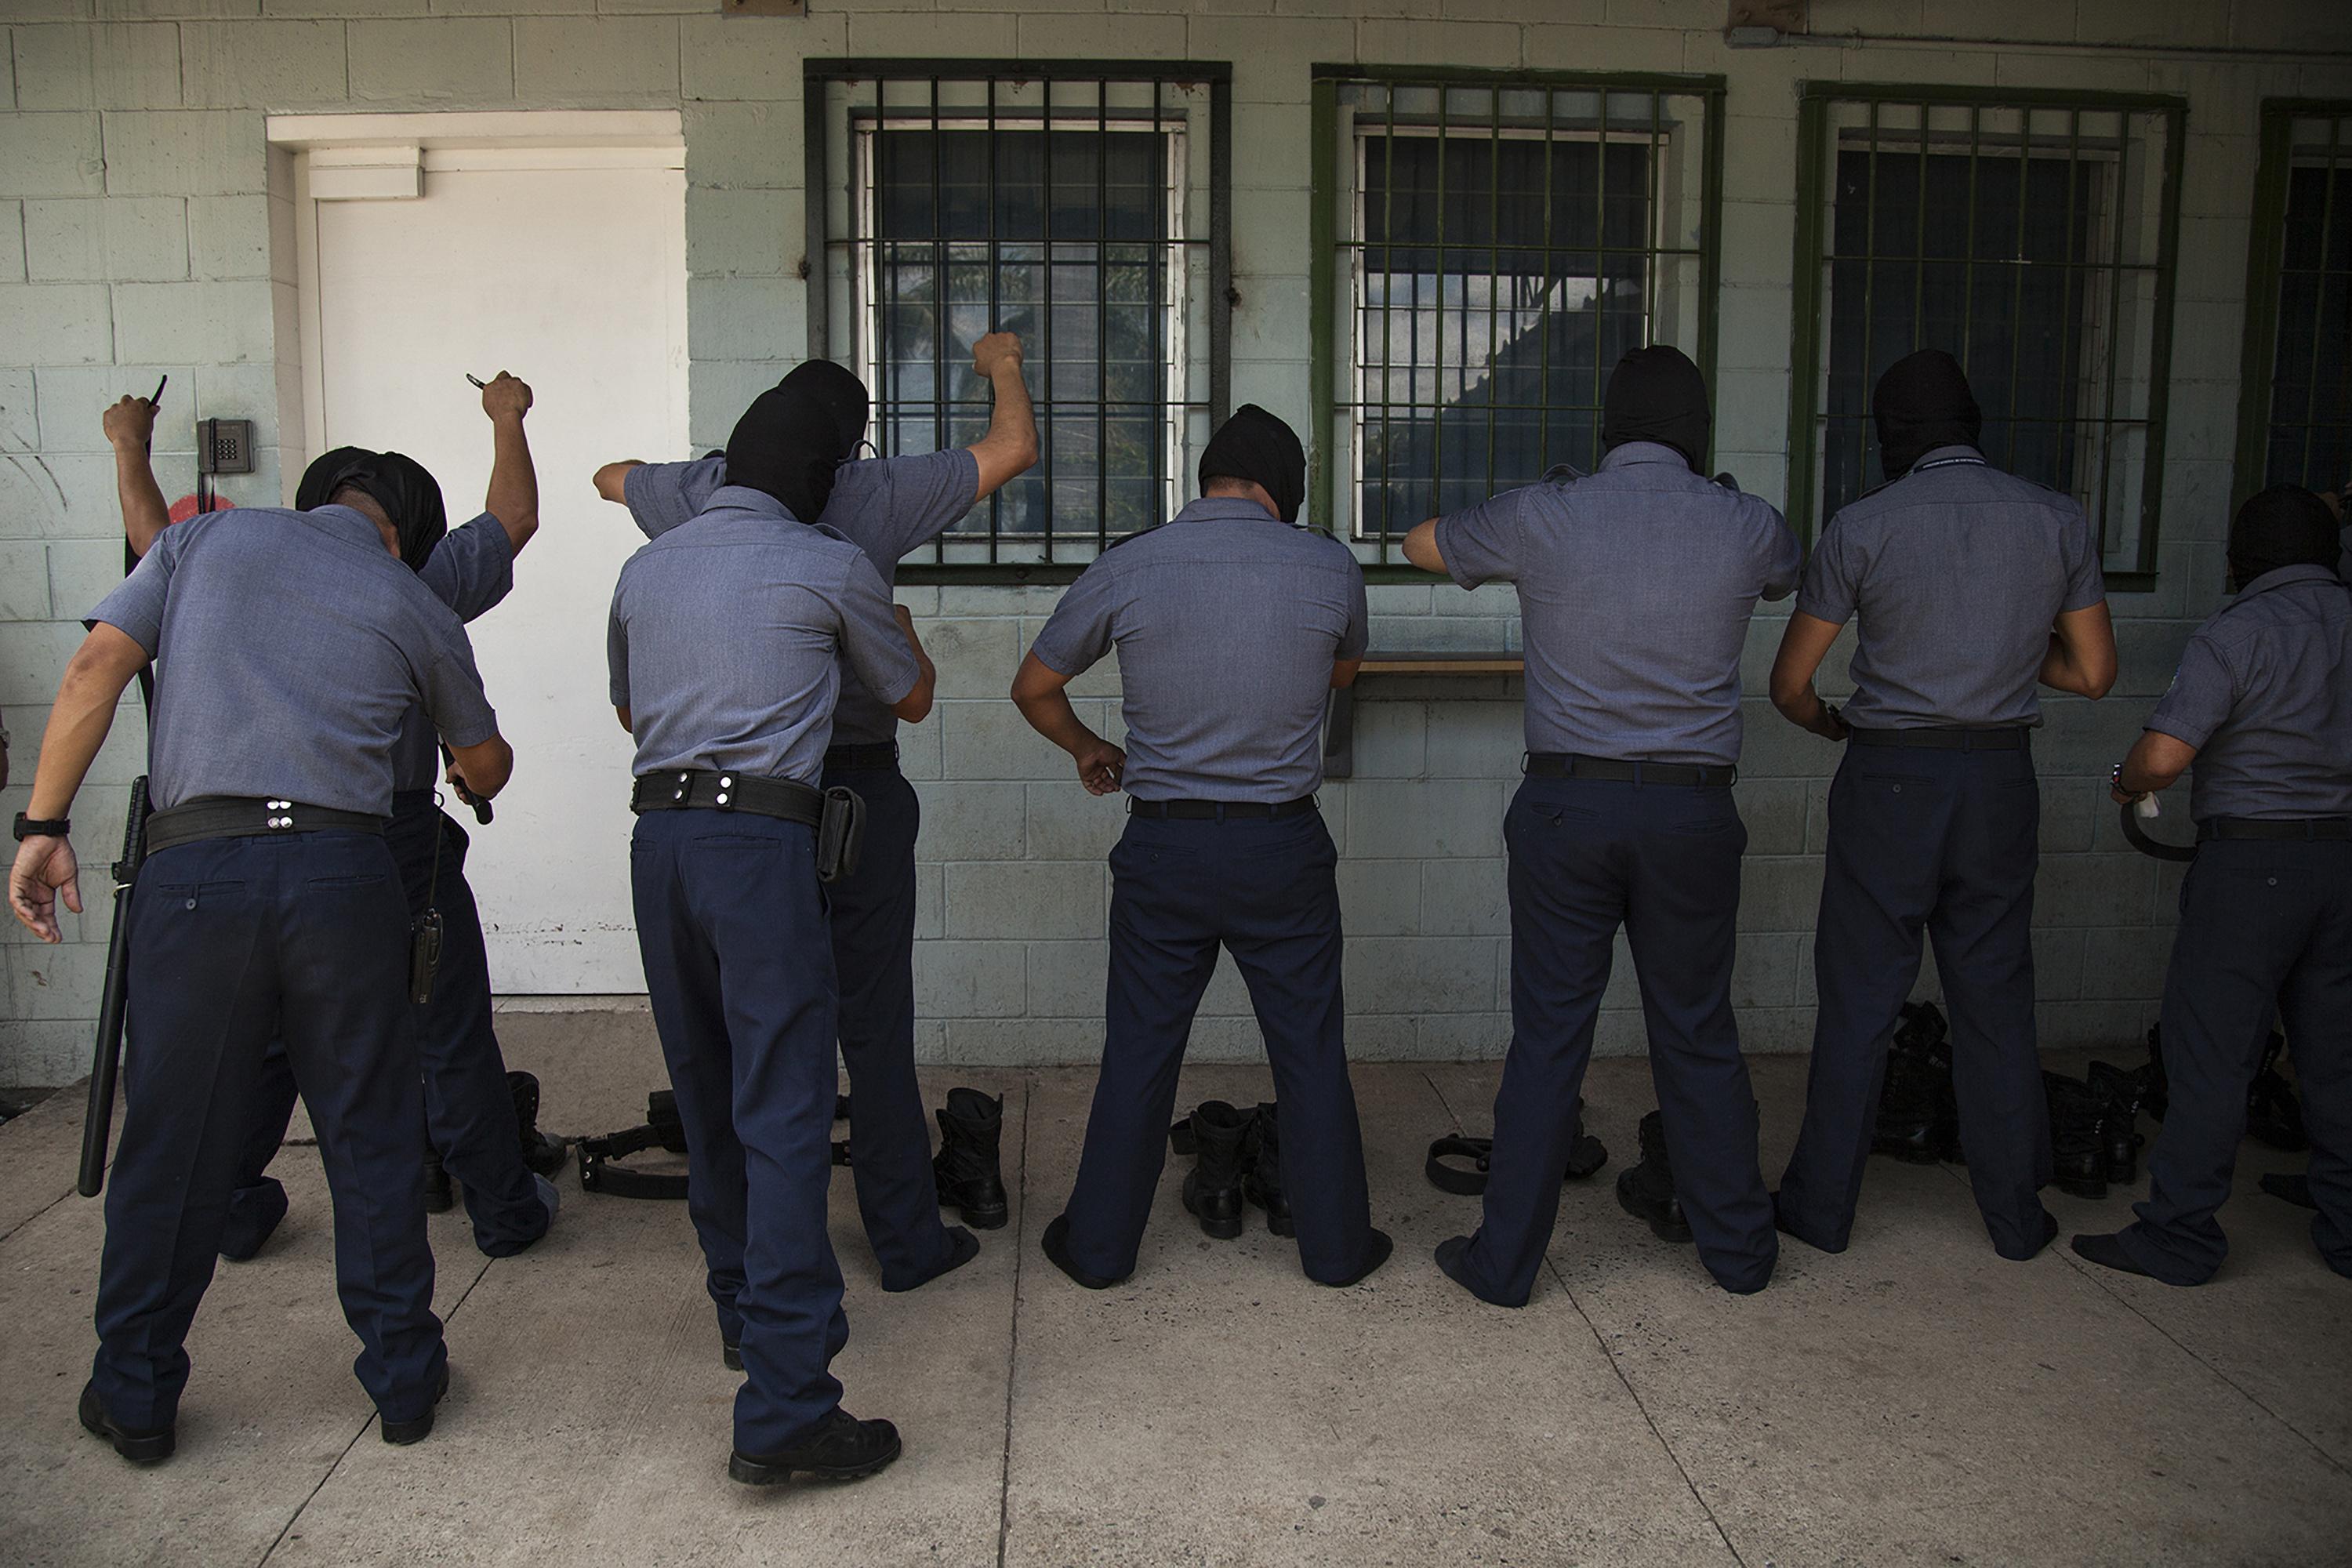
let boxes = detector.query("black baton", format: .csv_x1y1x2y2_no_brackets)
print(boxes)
78,776,151,1197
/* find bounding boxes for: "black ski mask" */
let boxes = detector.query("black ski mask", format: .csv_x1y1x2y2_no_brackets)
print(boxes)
1601,345,1711,470
1197,404,1307,524
1872,350,1983,481
297,446,448,572
2227,485,2340,593
777,359,871,454
725,384,851,522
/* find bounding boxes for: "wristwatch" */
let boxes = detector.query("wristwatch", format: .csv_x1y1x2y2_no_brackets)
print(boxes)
2110,763,2129,794
13,813,70,841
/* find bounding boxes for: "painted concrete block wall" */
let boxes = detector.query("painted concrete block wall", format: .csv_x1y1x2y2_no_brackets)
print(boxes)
4,0,2349,1083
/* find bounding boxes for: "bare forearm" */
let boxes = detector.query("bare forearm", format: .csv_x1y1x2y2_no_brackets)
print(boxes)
27,666,127,818
486,416,539,554
2115,731,2194,797
970,361,1040,496
1014,688,1102,757
114,445,171,558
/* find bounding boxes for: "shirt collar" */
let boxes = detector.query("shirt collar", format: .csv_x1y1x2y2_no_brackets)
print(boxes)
1912,443,1987,468
2238,562,2344,598
310,503,395,554
1172,495,1290,527
1598,441,1693,471
706,484,804,524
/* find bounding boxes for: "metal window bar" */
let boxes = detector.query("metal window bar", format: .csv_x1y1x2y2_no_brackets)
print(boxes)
1788,84,2185,581
2252,108,2352,492
1312,67,1724,562
806,60,1229,577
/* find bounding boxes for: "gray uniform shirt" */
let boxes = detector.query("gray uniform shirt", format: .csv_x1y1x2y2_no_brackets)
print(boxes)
608,485,920,786
1798,445,2107,729
2144,564,2352,821
89,505,499,816
1434,442,1802,766
1027,496,1369,803
393,513,513,791
623,449,978,749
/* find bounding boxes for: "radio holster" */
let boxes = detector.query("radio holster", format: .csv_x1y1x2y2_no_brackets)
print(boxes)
816,786,866,884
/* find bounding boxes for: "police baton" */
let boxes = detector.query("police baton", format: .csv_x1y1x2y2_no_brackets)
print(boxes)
78,776,151,1197
2118,793,2194,863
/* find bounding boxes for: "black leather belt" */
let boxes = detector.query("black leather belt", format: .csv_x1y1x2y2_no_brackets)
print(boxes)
1524,753,1735,787
2198,817,2352,842
1127,797,1319,820
824,742,900,771
630,769,822,826
145,797,388,855
1849,727,2028,751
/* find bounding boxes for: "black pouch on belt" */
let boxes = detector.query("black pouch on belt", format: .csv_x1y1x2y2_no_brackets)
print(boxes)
816,786,866,884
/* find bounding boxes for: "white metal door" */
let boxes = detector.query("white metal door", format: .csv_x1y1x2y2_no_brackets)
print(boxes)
301,143,687,993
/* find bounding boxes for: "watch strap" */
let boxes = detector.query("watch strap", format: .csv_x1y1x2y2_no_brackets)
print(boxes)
13,813,71,841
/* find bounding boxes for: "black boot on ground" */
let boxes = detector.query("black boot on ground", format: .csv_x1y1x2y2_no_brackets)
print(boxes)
1240,1102,1294,1237
78,1381,175,1465
729,1409,902,1486
509,1070,569,1178
2084,1060,2145,1185
1615,1110,1692,1243
2246,1033,2308,1152
421,1145,454,1214
1874,1001,1960,1163
933,1087,1009,1230
1181,1100,1249,1240
2044,1071,2112,1200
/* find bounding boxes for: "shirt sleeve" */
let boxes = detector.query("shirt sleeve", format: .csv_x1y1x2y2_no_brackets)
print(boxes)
2144,632,2238,750
835,551,920,710
606,579,632,710
1338,557,1370,660
416,615,499,750
622,456,726,541
1752,499,1803,604
1432,488,1527,590
1027,558,1120,677
85,527,179,653
1794,514,1861,626
416,513,515,622
2058,501,2107,612
852,449,982,563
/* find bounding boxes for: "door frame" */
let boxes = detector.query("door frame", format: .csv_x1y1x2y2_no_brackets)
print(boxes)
267,110,686,499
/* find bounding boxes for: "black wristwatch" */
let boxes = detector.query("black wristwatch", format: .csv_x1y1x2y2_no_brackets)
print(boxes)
13,813,70,841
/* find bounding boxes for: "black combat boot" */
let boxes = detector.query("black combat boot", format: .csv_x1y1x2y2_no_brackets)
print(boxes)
2245,1033,2308,1152
728,1409,902,1486
2084,1059,2146,1185
509,1070,569,1178
1240,1102,1294,1237
421,1143,454,1214
932,1087,1008,1230
1615,1110,1692,1243
1181,1101,1249,1240
2043,1071,2110,1200
78,1381,175,1465
1875,1002,1961,1163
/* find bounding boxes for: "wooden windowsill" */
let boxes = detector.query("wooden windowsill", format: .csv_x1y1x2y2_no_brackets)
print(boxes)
1324,649,1523,779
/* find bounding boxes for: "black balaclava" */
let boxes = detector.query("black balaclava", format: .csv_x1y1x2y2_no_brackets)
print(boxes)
1600,345,1711,470
778,359,871,454
1197,404,1307,524
725,384,850,522
2227,485,2340,592
297,446,448,572
1873,349,1983,481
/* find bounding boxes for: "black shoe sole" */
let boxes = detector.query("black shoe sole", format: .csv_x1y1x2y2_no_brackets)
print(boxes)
381,1365,450,1446
79,1386,174,1465
1181,1183,1243,1240
1616,1178,1693,1244
728,1434,902,1486
950,1196,1009,1230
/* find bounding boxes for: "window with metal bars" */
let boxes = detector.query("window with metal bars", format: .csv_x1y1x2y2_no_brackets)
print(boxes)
2235,100,2352,501
1789,86,2185,581
1311,67,1723,561
804,61,1229,575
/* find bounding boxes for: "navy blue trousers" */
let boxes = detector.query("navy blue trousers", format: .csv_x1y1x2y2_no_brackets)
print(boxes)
1778,742,2053,1258
1454,776,1776,1302
1059,811,1376,1284
2122,839,2352,1283
630,809,848,1454
822,762,956,1288
223,795,546,1257
93,831,445,1429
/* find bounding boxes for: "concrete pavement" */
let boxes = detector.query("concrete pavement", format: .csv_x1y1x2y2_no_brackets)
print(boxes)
2,1014,2345,1566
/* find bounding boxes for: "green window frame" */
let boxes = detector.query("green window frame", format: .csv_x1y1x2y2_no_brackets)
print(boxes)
2234,99,2352,503
1309,65,1726,572
804,59,1232,583
1788,84,2186,587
